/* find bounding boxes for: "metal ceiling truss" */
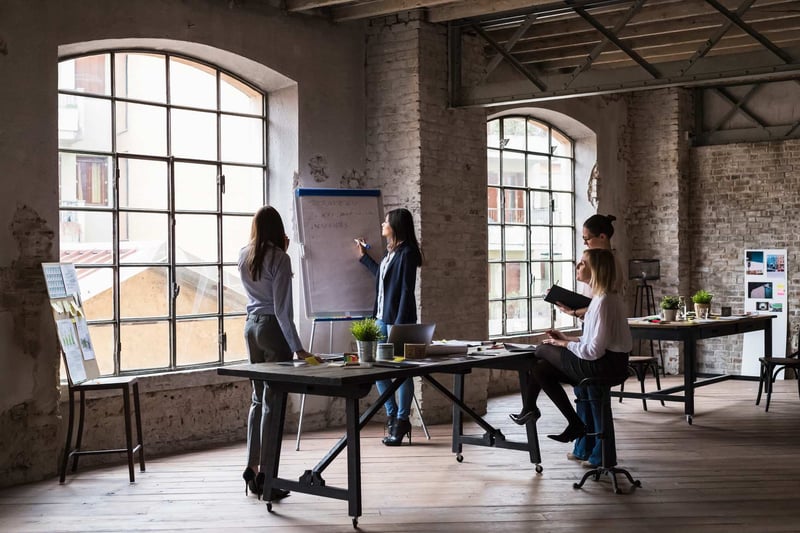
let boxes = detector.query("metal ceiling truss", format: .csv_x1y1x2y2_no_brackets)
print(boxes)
448,0,800,108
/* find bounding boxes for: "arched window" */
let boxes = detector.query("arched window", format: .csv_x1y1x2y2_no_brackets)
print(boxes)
487,116,576,336
58,51,266,375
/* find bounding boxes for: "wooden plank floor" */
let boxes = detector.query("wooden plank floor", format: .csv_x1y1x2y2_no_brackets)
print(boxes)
2,376,800,532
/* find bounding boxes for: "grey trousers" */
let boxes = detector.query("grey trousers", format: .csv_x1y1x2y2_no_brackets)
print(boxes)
244,314,292,469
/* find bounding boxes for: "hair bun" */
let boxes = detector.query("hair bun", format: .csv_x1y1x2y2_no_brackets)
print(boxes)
607,214,616,222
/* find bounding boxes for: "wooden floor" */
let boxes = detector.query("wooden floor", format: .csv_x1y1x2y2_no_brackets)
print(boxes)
2,376,800,532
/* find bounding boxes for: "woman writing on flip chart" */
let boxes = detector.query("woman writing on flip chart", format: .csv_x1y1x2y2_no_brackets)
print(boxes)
356,208,422,446
238,206,315,501
511,248,631,444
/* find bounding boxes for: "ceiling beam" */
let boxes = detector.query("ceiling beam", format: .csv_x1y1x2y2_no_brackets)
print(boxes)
332,0,458,21
285,0,353,12
704,0,795,63
428,0,556,24
472,23,547,91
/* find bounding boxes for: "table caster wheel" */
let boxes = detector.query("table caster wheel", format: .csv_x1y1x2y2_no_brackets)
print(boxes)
634,480,642,487
456,454,463,463
572,482,580,489
614,487,621,494
535,464,543,474
686,415,693,425
266,502,273,512
352,517,358,528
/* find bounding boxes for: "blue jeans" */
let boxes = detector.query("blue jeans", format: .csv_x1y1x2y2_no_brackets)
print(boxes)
572,385,616,467
375,319,413,420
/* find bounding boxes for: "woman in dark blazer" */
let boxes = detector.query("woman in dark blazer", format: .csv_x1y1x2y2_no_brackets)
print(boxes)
357,208,422,446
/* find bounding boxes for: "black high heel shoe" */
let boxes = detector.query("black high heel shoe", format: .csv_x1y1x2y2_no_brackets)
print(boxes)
242,467,260,496
509,406,541,426
382,418,411,446
547,422,586,443
385,416,396,436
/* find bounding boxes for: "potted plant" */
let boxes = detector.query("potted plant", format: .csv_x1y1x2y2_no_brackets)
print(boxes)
349,318,383,362
692,290,713,319
660,295,680,321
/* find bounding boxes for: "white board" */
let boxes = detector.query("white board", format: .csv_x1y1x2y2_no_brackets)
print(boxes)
741,248,787,376
295,188,383,318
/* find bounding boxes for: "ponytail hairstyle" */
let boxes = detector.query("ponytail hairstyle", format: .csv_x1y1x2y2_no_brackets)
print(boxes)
583,214,616,240
245,206,287,281
386,208,423,266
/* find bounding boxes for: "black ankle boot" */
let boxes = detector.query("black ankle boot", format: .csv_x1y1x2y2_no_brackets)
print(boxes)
547,422,586,443
383,418,411,446
385,416,396,436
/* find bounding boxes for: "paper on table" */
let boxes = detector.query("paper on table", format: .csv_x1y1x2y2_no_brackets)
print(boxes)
504,342,538,352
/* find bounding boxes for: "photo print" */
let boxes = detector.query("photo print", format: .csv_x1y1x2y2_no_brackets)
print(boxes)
746,250,764,275
756,301,770,311
766,254,786,275
748,282,773,299
770,303,783,313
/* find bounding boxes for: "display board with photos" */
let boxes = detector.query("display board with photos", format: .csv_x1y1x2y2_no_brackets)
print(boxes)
42,263,99,385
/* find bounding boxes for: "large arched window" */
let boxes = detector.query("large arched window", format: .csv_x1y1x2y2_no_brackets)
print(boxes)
58,51,266,375
487,116,576,336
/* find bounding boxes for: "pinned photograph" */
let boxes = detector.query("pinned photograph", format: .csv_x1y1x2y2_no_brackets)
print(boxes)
745,251,764,275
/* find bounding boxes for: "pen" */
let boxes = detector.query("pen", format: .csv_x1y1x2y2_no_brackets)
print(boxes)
354,238,371,249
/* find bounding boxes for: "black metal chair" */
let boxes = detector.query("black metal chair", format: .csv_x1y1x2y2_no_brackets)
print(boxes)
573,374,641,494
618,355,664,411
756,350,800,411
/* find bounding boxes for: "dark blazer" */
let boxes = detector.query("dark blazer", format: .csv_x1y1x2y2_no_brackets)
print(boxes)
359,243,420,325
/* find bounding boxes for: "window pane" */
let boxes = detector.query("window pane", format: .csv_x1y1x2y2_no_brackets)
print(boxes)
223,215,252,263
221,73,263,115
222,166,264,213
58,54,110,95
221,115,263,165
224,316,248,361
59,210,113,249
489,301,503,336
77,267,114,319
115,52,166,103
530,226,551,260
120,266,169,318
119,158,168,210
503,189,526,224
488,225,501,261
171,109,217,160
501,151,525,187
487,149,500,186
175,162,218,211
119,213,168,263
170,57,216,110
555,262,577,293
505,263,528,298
527,119,549,154
116,101,167,156
176,319,219,366
555,309,575,329
223,266,247,313
59,95,111,152
552,128,573,157
176,266,219,316
487,120,500,149
505,299,528,334
552,157,573,192
531,261,551,297
120,322,169,371
530,191,550,225
527,154,548,189
488,263,503,299
531,299,551,330
502,117,525,150
176,214,218,263
504,226,527,261
553,227,574,262
88,324,115,375
487,187,500,224
59,153,114,209
552,192,573,225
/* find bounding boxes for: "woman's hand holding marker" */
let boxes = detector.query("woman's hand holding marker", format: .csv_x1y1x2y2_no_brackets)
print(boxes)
354,238,370,257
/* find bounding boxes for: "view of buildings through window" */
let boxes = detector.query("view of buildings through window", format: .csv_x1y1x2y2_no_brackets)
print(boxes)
487,116,576,337
58,52,266,376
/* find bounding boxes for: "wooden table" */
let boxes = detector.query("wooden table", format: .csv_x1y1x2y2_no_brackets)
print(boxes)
218,350,540,527
624,314,774,424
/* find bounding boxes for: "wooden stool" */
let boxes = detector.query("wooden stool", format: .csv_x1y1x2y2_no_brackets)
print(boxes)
573,376,641,494
60,376,145,483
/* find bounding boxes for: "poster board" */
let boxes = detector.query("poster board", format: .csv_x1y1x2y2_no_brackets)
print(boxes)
42,263,99,385
741,249,787,376
295,188,383,318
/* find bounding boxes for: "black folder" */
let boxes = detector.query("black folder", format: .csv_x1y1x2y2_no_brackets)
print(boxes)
544,284,592,310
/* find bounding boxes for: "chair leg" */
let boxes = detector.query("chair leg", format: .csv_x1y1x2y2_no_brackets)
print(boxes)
60,387,76,483
765,364,776,412
636,366,648,411
756,361,767,406
122,384,135,482
651,361,665,407
133,383,146,472
72,389,87,473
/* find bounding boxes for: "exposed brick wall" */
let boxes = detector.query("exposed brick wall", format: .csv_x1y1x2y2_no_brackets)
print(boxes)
690,139,800,372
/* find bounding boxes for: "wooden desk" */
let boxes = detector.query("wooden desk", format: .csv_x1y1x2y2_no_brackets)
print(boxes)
624,315,774,424
218,351,539,527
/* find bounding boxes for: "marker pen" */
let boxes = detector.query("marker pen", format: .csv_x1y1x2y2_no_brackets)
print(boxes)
354,238,371,249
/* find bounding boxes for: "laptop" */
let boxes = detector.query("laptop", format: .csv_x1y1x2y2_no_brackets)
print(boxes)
387,323,436,357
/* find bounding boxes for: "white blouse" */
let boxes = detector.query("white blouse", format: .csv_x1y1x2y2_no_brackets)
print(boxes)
567,292,632,360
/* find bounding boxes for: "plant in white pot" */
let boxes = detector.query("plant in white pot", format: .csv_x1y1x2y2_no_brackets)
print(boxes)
692,290,713,319
349,318,383,362
660,295,680,321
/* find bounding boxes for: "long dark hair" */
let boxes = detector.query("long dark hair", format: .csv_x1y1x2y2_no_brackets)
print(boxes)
245,206,287,281
386,208,422,266
584,214,616,240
